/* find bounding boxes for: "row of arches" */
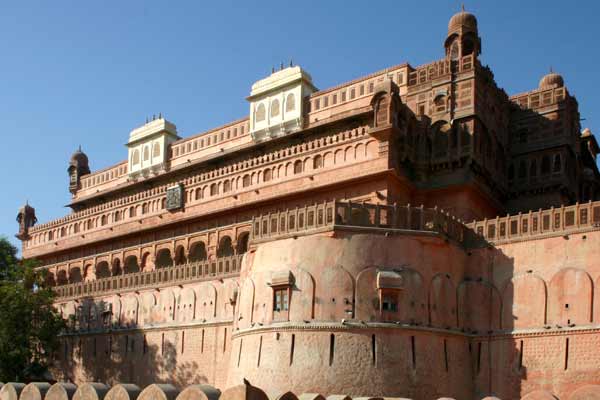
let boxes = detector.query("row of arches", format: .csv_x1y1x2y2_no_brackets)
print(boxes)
189,140,377,200
48,233,250,286
236,266,599,332
59,279,239,330
508,152,566,183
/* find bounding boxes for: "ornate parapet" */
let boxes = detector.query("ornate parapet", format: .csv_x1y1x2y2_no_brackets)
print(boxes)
251,200,469,246
468,200,600,245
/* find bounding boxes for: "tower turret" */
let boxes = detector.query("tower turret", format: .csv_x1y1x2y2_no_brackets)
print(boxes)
444,6,481,60
16,202,37,240
68,146,90,195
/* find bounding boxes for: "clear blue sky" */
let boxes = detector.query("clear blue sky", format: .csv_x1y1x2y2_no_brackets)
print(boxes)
1,1,598,251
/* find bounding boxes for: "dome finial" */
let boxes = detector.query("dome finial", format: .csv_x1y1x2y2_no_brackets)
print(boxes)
461,3,465,12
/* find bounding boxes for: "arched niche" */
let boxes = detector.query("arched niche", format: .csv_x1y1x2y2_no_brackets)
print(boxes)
236,278,255,329
501,273,547,329
548,268,593,326
457,279,501,332
316,265,354,321
197,282,217,321
429,273,457,329
177,287,196,322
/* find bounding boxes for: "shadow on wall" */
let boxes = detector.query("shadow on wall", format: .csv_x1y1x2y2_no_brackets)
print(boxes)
54,297,208,388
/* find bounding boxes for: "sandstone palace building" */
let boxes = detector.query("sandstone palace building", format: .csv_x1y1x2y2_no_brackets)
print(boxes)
14,9,600,400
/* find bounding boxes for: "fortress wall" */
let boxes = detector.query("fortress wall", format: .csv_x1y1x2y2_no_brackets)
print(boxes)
228,233,470,398
52,323,233,390
466,230,600,399
227,328,471,400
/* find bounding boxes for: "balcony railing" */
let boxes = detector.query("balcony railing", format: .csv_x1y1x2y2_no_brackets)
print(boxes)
54,255,243,300
468,201,600,243
252,201,468,245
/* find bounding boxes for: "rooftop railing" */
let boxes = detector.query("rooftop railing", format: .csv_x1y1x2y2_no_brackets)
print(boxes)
251,200,468,245
54,254,243,300
468,201,600,244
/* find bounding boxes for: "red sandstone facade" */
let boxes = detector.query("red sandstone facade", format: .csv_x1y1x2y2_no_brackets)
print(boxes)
14,9,600,400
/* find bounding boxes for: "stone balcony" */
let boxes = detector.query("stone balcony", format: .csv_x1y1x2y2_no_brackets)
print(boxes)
54,254,243,300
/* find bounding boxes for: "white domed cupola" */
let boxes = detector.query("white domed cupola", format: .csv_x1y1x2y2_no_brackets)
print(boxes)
248,63,317,142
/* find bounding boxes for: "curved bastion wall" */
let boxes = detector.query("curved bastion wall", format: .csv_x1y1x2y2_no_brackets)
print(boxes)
226,232,472,399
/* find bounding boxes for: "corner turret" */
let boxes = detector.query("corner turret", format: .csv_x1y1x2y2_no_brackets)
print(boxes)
16,202,37,240
444,6,481,60
68,146,90,195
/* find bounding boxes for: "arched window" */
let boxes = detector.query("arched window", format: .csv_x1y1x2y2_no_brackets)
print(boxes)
101,215,107,226
195,187,202,200
434,94,446,112
188,242,207,262
263,169,272,182
271,99,280,117
132,149,140,165
242,175,250,188
143,146,150,161
223,180,231,193
112,259,122,276
255,103,266,122
210,183,218,196
553,154,562,173
142,203,148,214
285,93,295,112
450,41,459,61
541,156,551,175
518,160,527,179
129,206,136,218
530,159,537,178
462,38,475,56
96,262,111,279
124,256,140,274
313,155,323,169
114,211,121,222
174,246,187,266
155,249,173,269
217,236,234,257
153,142,161,158
294,160,303,174
69,267,82,283
237,232,250,254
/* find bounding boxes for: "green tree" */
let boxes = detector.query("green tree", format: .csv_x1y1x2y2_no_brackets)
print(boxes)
0,237,66,381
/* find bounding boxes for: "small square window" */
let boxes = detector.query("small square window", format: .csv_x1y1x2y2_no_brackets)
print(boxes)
382,291,398,312
273,288,289,311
